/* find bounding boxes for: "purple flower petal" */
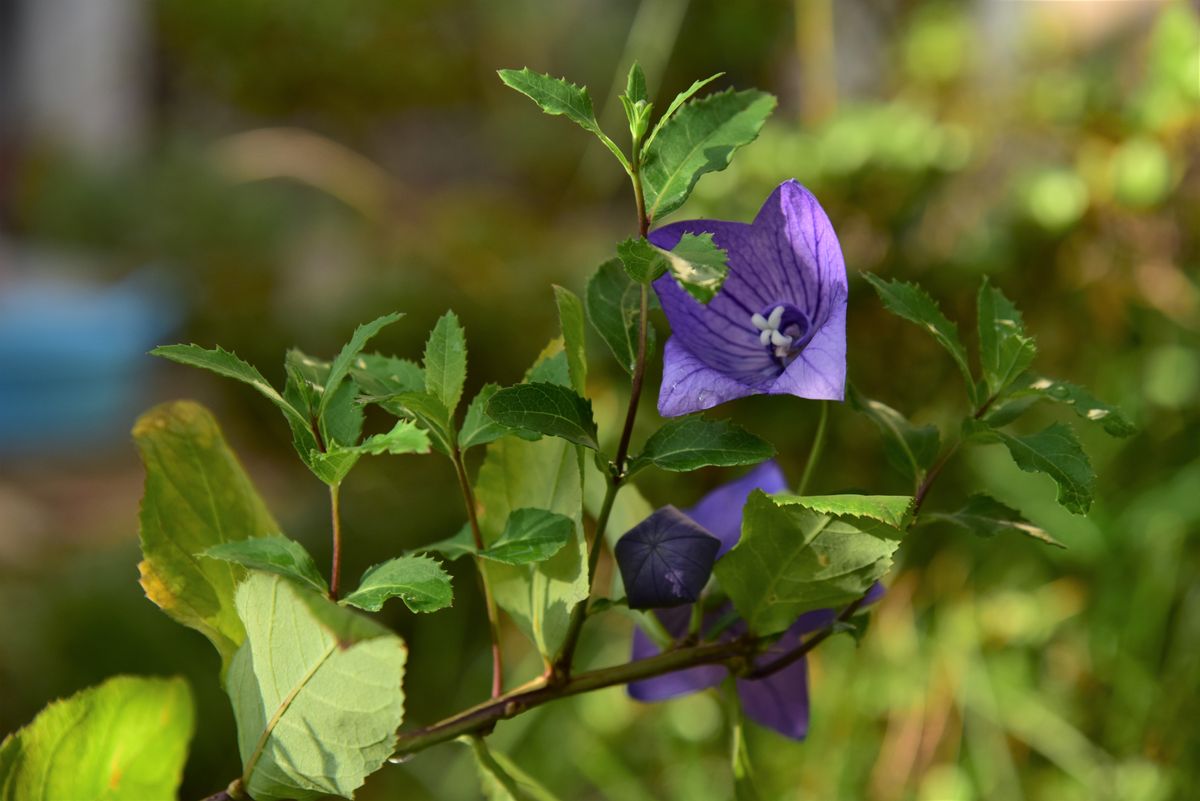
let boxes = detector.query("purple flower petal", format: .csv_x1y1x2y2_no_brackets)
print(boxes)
650,180,848,416
629,607,726,701
737,657,811,740
615,506,721,610
685,460,789,556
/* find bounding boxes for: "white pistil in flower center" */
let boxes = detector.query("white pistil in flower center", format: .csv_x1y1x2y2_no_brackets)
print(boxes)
750,305,794,359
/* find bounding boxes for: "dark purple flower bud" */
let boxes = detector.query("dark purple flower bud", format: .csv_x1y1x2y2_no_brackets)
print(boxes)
650,180,848,417
615,506,721,610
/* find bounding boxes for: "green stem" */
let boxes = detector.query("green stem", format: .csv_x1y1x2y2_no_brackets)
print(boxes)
328,484,342,600
451,444,505,698
797,400,829,495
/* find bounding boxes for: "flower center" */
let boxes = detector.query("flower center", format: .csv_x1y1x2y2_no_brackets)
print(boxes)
750,304,812,363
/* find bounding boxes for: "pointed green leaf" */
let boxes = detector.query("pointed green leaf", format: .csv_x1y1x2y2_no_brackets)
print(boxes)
476,346,587,658
928,493,1064,548
863,274,978,405
282,349,366,455
463,736,563,801
970,421,1095,514
321,312,404,418
350,353,424,397
498,67,601,135
618,236,668,284
497,67,629,172
203,535,328,594
629,417,774,476
847,384,940,485
152,344,308,430
663,232,730,303
641,88,776,221
642,72,724,152
134,401,278,672
0,675,193,801
341,555,453,613
775,494,913,539
460,384,509,450
715,491,904,635
977,278,1037,398
424,311,468,416
486,382,600,451
228,573,406,801
586,258,655,375
625,62,649,105
420,524,478,561
554,285,588,396
306,445,361,487
479,508,574,565
986,375,1135,437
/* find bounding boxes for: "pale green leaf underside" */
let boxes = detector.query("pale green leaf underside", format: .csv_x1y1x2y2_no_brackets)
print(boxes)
134,400,279,673
0,675,193,801
341,555,454,613
229,573,406,801
203,535,328,594
586,258,654,375
553,285,588,396
664,232,729,303
460,384,509,450
715,491,903,635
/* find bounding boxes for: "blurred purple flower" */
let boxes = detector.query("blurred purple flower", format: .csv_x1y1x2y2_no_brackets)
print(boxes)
626,461,882,739
650,180,848,417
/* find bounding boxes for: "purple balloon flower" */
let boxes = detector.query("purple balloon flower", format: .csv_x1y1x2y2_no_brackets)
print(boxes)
614,506,721,610
626,461,883,740
649,180,848,417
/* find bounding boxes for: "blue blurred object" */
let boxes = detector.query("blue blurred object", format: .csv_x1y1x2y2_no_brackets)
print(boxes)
0,269,181,454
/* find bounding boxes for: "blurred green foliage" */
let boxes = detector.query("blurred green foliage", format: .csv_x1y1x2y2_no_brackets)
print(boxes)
2,1,1197,799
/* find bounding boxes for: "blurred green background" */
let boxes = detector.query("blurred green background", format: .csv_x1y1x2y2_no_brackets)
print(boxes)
0,1,1197,799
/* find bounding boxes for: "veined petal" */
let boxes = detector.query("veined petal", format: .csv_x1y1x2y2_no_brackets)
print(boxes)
769,284,847,400
657,337,757,417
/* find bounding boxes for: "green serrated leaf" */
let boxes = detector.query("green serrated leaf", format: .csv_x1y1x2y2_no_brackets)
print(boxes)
203,536,329,594
618,236,668,284
152,344,308,431
321,313,404,418
641,88,776,221
773,494,913,539
479,508,575,565
463,736,563,801
420,524,478,561
229,573,406,801
424,311,468,417
977,277,1037,398
554,285,588,396
365,390,456,455
664,232,729,303
460,384,508,450
714,491,903,635
642,73,724,153
987,375,1136,437
629,417,774,476
586,258,655,375
928,493,1064,548
863,274,978,406
0,675,193,801
134,401,278,673
486,382,600,451
846,384,940,486
350,353,425,397
306,445,361,487
341,555,454,613
969,421,1095,515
